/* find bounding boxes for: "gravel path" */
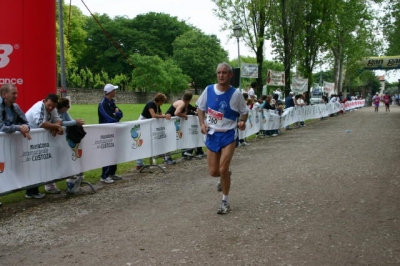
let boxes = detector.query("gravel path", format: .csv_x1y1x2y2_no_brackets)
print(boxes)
0,106,399,266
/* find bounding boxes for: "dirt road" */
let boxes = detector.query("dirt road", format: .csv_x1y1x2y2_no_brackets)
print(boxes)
1,106,399,265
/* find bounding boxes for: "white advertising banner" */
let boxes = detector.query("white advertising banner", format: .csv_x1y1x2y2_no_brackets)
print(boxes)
291,77,309,94
241,63,259,78
266,70,285,86
323,81,335,94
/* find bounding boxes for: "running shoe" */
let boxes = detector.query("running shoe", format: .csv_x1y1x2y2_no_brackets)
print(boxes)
217,200,231,214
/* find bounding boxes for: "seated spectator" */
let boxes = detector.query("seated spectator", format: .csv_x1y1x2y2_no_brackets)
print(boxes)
136,93,174,170
26,93,64,194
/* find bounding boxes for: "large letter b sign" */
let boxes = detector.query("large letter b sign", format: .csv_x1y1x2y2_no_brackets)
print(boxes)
0,44,13,68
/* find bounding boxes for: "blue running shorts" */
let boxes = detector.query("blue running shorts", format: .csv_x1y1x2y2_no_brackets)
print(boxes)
205,129,238,153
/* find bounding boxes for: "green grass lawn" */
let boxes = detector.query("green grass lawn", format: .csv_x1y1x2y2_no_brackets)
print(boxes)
0,100,200,204
69,103,146,124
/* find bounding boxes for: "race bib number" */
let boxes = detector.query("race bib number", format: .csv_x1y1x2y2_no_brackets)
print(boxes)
207,107,223,126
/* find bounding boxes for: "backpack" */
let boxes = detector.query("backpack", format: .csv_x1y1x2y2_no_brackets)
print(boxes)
66,125,87,143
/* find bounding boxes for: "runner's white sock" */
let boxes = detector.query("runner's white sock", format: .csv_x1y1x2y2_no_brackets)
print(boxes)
222,195,228,202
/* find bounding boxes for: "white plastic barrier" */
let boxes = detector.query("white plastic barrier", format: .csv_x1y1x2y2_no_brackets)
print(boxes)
0,100,364,195
0,116,202,195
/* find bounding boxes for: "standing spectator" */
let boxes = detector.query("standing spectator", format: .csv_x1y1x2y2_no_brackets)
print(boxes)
329,94,338,103
284,92,295,130
296,94,306,127
182,103,206,159
273,88,283,101
321,95,329,120
372,92,380,112
57,98,85,193
98,84,123,183
382,92,391,113
196,62,248,214
238,93,249,146
136,93,174,170
165,91,195,158
26,93,63,195
248,81,257,100
0,84,36,200
166,91,192,120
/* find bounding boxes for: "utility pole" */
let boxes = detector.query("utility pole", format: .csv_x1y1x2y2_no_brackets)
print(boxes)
58,0,67,97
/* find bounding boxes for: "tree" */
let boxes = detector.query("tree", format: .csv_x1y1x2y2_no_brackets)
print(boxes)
212,0,273,95
130,54,190,94
128,12,193,59
382,0,400,55
325,0,378,94
269,0,304,95
172,30,228,93
295,0,333,100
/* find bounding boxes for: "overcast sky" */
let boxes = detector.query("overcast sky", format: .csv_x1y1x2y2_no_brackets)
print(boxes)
71,0,399,83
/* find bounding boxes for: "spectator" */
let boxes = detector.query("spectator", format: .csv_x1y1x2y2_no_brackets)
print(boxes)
273,93,283,115
238,92,249,146
98,84,123,183
57,98,85,193
164,91,196,158
329,94,338,103
273,88,283,101
284,92,295,130
321,95,329,120
248,81,257,100
0,84,36,200
263,95,278,137
181,103,206,159
26,93,63,195
196,62,248,214
165,91,192,120
136,93,174,170
296,94,306,127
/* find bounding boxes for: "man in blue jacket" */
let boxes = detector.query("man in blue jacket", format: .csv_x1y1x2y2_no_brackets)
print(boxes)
98,84,123,184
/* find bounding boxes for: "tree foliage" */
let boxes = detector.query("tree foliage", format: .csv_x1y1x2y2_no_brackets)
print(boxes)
173,30,228,92
212,0,273,95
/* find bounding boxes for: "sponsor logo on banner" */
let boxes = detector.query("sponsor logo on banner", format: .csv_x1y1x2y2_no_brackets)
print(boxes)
21,142,52,162
188,124,199,135
153,126,167,140
248,114,253,128
130,125,143,149
94,134,115,149
0,162,4,173
261,111,266,124
66,138,83,161
174,120,183,139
